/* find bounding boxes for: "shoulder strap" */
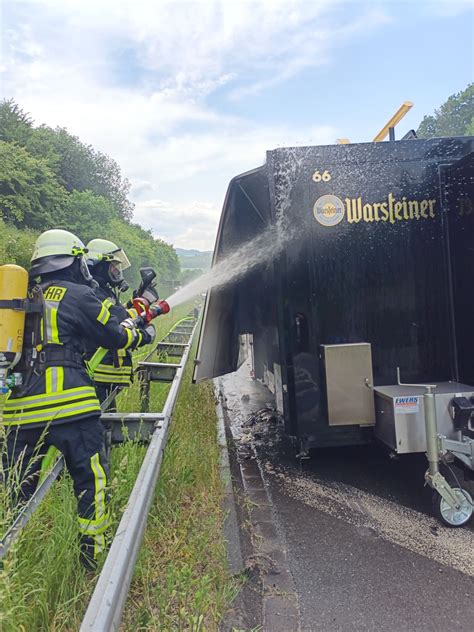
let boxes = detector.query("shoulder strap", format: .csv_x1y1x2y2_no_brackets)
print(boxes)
0,298,42,312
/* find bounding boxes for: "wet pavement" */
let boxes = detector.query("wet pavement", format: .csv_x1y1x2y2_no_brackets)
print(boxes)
217,362,474,631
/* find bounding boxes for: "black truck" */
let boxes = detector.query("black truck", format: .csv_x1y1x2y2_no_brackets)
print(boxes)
194,137,474,456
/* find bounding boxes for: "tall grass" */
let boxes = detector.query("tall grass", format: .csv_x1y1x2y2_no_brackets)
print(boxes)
122,341,239,631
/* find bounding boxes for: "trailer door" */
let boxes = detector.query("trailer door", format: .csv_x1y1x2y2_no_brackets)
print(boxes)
193,166,271,382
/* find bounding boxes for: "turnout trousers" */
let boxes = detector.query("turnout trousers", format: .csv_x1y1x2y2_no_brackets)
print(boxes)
3,416,110,568
94,384,123,472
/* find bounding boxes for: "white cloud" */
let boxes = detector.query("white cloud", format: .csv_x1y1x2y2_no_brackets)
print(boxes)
134,199,220,251
1,0,390,249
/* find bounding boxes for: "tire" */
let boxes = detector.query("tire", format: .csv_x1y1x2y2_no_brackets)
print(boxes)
432,487,473,527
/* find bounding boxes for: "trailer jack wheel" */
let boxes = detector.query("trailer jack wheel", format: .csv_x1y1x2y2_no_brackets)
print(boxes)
432,488,473,527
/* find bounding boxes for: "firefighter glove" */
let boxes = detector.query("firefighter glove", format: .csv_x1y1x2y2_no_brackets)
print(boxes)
143,324,156,344
141,285,159,305
120,317,139,344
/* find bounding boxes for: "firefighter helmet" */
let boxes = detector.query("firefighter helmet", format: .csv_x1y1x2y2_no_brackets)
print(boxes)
30,229,89,277
86,238,131,286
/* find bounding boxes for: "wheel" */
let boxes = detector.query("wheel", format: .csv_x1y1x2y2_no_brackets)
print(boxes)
432,487,473,527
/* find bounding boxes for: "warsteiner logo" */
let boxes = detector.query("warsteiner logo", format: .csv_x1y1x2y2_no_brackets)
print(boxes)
313,192,437,227
313,194,345,227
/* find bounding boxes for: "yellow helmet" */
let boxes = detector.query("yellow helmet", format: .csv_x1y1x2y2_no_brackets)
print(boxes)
86,238,131,288
30,229,88,277
86,239,131,270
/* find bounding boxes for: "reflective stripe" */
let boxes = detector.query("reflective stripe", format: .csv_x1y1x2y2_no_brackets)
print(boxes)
78,449,110,547
104,298,114,309
123,328,134,350
94,374,131,385
57,366,64,392
43,302,61,344
2,400,101,425
89,452,109,558
97,301,111,326
50,308,60,343
45,366,64,393
3,394,99,417
45,367,53,393
91,453,107,520
95,533,106,557
78,514,111,535
136,331,143,347
127,307,139,318
4,386,99,408
94,364,132,375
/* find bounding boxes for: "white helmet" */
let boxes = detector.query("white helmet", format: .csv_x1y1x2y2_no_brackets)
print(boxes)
86,238,131,287
30,229,90,278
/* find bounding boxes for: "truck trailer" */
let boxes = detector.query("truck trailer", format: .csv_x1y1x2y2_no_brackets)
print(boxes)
194,136,474,525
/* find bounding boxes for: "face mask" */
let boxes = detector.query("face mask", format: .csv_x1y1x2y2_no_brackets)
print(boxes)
79,256,94,283
118,279,129,293
108,262,123,284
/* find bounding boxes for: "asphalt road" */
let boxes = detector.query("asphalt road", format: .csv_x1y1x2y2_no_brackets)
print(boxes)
219,363,474,632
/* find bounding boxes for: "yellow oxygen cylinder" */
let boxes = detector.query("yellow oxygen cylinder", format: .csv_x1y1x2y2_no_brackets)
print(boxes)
0,264,29,389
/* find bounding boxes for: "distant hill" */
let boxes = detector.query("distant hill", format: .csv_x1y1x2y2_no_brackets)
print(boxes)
176,248,213,270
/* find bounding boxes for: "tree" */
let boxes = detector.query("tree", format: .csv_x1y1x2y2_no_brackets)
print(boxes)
0,99,33,145
28,126,133,219
92,151,134,220
153,237,181,295
417,83,474,138
0,141,66,229
57,190,116,243
27,126,95,193
181,268,202,285
108,219,180,296
0,101,134,220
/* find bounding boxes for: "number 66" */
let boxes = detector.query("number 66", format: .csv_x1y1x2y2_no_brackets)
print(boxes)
312,170,331,182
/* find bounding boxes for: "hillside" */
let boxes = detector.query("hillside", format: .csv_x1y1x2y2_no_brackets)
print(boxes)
176,248,213,270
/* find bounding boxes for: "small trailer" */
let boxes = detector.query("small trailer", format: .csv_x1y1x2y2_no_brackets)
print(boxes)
194,136,474,526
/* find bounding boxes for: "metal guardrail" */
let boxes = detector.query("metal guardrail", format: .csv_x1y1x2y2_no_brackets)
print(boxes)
80,318,197,631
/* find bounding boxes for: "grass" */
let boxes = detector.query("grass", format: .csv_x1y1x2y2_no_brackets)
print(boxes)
0,302,237,630
122,339,240,631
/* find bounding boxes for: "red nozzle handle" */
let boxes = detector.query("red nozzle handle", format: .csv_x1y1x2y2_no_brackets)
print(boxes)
148,300,170,319
133,298,170,323
156,299,170,315
132,297,150,317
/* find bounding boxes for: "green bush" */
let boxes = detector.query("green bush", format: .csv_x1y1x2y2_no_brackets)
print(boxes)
0,219,38,268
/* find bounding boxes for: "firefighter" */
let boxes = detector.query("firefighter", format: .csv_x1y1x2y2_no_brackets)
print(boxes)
1,229,146,569
84,239,164,467
84,238,157,410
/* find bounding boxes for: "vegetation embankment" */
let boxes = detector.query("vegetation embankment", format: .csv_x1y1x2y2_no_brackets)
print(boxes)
0,100,180,293
1,304,236,631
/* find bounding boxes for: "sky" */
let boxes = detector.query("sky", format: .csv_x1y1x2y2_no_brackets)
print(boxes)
1,0,473,251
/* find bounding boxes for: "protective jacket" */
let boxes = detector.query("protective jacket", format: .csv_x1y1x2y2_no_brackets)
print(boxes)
84,285,153,387
2,279,136,427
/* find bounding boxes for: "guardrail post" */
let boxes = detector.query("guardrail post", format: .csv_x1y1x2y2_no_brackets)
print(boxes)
138,366,150,412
